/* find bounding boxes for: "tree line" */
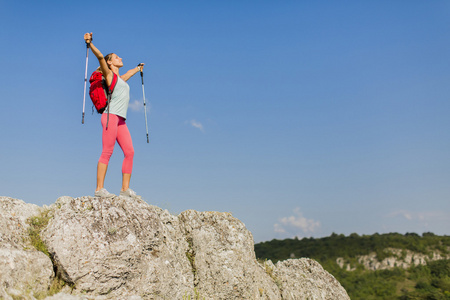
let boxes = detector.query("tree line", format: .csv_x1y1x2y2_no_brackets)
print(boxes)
254,232,450,299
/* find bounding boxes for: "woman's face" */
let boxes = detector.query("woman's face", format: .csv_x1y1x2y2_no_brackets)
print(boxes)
108,54,123,68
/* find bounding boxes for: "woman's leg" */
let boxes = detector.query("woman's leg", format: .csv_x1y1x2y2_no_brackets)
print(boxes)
96,162,108,191
122,173,132,191
116,118,134,191
96,114,120,191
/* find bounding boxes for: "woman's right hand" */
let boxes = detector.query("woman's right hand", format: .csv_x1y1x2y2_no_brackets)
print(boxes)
84,32,93,44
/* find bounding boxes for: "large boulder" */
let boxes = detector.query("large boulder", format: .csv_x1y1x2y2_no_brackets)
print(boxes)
42,196,194,299
179,210,281,299
0,197,54,299
271,258,350,300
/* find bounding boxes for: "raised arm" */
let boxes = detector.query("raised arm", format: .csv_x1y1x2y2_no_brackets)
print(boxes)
121,64,145,82
84,33,113,86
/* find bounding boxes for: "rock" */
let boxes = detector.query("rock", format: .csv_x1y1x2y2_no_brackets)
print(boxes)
0,197,54,299
273,258,351,300
0,196,41,248
42,196,194,299
44,293,88,300
337,247,450,271
1,196,351,299
179,210,281,299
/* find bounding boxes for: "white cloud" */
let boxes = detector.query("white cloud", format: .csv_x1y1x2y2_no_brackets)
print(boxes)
389,210,413,220
274,223,286,233
386,210,450,231
189,119,204,132
274,207,320,236
129,100,151,112
387,210,447,222
128,100,142,112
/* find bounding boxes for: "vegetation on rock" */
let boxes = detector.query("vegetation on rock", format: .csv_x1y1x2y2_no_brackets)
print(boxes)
26,209,52,257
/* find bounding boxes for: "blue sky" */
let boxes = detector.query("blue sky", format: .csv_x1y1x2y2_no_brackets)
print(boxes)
1,0,449,243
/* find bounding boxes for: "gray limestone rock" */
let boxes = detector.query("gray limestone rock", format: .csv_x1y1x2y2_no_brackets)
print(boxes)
44,293,88,300
1,195,351,299
272,258,351,300
0,196,41,248
337,247,450,271
0,197,54,299
179,210,281,299
42,196,194,299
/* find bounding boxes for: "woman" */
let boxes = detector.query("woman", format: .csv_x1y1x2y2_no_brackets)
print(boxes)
84,32,143,199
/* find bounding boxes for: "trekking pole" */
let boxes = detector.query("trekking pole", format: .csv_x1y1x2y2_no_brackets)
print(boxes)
82,42,90,124
139,63,150,143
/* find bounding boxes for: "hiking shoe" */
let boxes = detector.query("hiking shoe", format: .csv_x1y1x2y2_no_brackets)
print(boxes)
94,188,115,198
120,188,142,199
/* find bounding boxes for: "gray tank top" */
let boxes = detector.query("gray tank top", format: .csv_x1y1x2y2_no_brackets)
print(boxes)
104,76,130,119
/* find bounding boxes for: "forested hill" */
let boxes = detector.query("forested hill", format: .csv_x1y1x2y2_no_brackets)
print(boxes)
255,233,450,300
255,232,450,263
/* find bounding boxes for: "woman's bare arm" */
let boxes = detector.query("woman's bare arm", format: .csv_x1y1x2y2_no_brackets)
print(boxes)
84,33,113,85
121,64,144,82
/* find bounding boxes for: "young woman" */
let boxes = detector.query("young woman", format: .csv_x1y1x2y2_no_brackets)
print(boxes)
84,32,143,199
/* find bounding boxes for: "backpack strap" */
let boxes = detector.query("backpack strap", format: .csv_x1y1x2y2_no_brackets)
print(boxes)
105,73,118,129
109,73,118,94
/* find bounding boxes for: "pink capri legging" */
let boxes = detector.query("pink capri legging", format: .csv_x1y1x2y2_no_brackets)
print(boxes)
99,114,134,174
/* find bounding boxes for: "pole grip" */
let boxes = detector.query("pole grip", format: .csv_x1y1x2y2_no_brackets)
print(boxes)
139,67,144,82
138,63,144,79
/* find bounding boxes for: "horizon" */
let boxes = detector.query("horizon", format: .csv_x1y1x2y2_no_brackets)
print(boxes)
257,230,450,243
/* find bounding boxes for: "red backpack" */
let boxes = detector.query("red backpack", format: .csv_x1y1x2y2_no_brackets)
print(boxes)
89,71,118,114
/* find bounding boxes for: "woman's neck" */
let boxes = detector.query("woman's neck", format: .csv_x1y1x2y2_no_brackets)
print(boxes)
110,65,120,76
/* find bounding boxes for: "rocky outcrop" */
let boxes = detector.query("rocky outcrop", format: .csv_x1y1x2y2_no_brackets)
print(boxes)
0,196,350,299
0,197,54,299
178,210,281,299
337,247,450,271
271,259,351,300
42,196,194,299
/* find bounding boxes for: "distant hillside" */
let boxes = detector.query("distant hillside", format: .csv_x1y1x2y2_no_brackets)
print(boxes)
255,233,450,300
255,232,450,263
